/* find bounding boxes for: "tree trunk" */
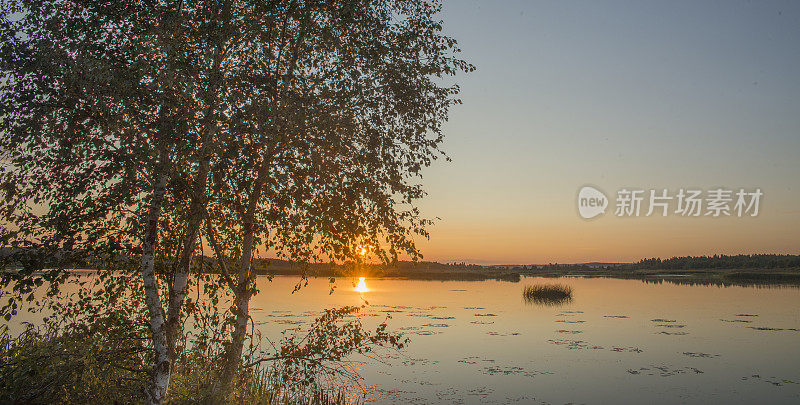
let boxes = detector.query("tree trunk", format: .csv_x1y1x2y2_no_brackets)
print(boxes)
214,161,270,397
164,150,211,353
164,0,228,357
213,2,303,394
141,168,170,405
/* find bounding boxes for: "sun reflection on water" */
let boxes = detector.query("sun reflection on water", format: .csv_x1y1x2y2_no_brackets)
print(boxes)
355,277,370,293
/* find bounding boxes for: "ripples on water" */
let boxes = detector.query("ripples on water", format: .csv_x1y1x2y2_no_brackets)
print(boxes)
248,276,800,404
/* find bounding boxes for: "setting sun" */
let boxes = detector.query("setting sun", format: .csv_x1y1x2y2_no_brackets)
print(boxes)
354,277,369,293
356,245,371,256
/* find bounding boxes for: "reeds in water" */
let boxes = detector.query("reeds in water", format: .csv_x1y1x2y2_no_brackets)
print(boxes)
522,284,573,306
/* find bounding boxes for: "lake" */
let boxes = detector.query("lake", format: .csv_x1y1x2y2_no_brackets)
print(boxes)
249,275,800,404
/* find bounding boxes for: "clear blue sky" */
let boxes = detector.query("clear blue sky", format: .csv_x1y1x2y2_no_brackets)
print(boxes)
415,0,800,264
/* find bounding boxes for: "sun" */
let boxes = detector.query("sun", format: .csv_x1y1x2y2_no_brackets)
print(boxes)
354,277,369,293
356,244,372,257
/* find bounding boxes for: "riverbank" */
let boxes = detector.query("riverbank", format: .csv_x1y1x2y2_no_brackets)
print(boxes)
253,259,800,286
4,252,799,286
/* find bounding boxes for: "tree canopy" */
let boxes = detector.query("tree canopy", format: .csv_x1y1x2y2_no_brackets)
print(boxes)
1,0,471,402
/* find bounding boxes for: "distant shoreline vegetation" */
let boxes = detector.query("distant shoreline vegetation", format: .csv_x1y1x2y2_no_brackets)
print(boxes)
2,251,800,285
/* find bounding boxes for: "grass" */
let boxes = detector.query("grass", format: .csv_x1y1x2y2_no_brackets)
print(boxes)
0,323,356,404
522,284,573,306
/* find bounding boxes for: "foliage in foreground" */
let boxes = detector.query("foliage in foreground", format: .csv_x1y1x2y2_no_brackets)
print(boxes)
0,302,403,404
0,315,148,403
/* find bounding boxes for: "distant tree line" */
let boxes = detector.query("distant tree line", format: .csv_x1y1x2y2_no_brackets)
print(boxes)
630,254,800,270
535,254,800,271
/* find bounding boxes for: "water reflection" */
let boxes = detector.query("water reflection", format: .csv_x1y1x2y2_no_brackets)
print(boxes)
12,273,800,403
354,277,369,293
225,276,800,403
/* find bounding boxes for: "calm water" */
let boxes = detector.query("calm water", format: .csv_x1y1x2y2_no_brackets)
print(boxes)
250,276,800,404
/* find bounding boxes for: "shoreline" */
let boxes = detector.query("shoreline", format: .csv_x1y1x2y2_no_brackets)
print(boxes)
5,265,800,287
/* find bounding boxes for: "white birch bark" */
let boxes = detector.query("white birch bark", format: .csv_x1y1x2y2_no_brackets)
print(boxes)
141,170,170,405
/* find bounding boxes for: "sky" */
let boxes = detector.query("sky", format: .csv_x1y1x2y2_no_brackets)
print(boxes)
412,0,800,264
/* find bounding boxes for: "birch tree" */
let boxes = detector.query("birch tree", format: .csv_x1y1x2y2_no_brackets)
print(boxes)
1,0,471,402
196,0,472,396
0,1,235,402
